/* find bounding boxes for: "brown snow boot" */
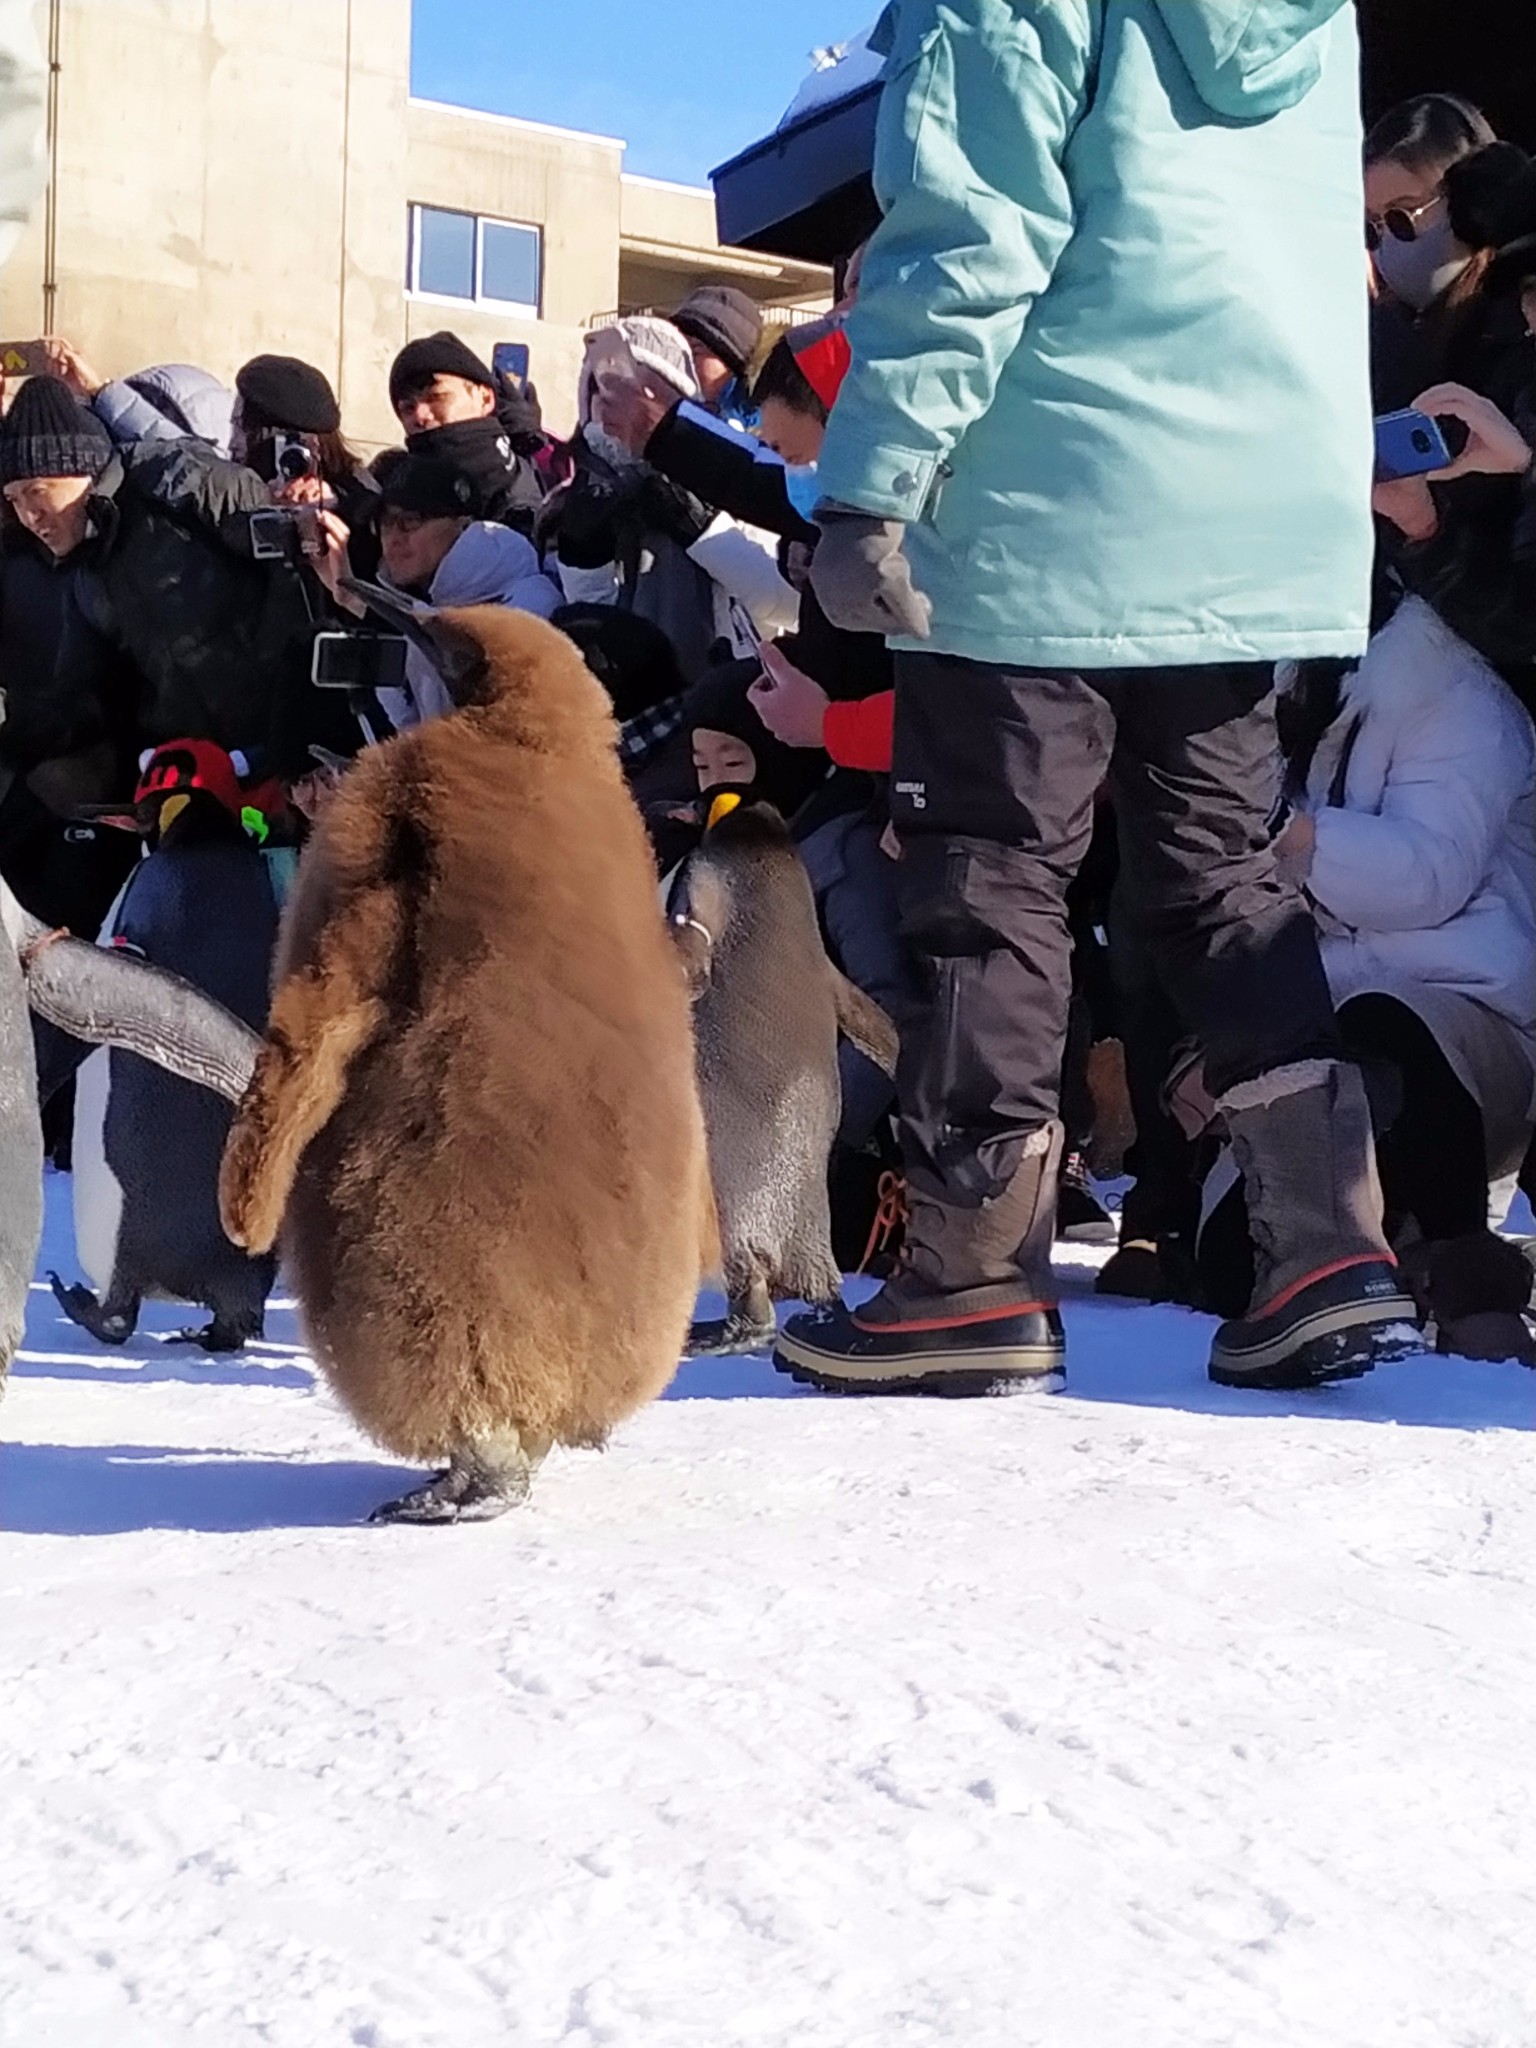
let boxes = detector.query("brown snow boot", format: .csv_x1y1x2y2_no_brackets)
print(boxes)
1208,1061,1421,1388
775,1124,1066,1395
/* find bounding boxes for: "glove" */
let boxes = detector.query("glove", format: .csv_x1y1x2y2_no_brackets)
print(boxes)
809,504,933,640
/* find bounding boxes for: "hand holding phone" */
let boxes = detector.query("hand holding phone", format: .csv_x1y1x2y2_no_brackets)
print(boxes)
584,325,641,392
1409,382,1534,482
1373,408,1452,482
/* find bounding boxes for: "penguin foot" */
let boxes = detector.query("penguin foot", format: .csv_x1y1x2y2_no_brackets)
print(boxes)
368,1436,544,1526
48,1274,137,1346
163,1314,265,1355
686,1313,779,1357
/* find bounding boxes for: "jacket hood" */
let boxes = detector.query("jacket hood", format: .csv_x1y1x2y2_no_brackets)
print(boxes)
123,364,235,456
1149,0,1349,120
428,521,553,609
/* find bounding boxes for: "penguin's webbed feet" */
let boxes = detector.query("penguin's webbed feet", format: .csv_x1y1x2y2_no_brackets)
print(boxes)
368,1434,547,1527
685,1311,778,1358
164,1313,265,1355
49,1273,137,1346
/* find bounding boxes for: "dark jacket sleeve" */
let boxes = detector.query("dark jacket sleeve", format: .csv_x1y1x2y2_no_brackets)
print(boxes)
120,438,270,547
645,405,818,543
1390,467,1536,675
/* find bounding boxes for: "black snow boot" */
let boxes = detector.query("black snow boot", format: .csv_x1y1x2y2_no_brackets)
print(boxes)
1208,1062,1421,1389
1401,1231,1536,1365
1056,1149,1116,1244
775,1124,1066,1397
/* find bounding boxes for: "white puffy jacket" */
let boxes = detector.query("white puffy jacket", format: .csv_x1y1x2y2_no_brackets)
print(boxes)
1305,597,1536,1035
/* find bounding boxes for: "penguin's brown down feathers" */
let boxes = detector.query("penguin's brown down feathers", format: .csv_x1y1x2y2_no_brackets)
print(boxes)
220,607,713,1461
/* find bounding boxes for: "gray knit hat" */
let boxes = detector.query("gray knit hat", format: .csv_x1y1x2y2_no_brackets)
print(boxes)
0,374,114,484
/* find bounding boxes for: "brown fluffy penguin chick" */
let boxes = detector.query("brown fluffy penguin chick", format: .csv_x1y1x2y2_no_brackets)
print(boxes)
219,606,714,1524
672,795,897,1356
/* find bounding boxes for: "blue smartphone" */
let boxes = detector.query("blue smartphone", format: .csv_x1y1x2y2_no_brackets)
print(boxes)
492,341,530,384
1374,407,1451,481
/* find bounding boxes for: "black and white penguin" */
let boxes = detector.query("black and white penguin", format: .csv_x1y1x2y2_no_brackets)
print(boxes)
52,741,280,1351
671,790,899,1355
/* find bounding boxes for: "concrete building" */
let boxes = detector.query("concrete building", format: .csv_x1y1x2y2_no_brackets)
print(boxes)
0,0,830,445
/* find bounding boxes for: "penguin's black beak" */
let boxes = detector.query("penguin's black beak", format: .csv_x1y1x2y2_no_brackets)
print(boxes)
339,578,484,704
338,578,439,660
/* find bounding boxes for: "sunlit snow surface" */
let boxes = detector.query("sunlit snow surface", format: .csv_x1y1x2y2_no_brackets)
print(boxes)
3,1174,1533,2047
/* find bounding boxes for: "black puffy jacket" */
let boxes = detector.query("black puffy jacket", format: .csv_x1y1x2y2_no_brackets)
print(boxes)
60,441,315,758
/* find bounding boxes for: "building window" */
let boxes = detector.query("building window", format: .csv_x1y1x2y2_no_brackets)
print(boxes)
408,205,542,315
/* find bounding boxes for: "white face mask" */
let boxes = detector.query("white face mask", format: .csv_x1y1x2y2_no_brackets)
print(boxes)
1374,215,1472,312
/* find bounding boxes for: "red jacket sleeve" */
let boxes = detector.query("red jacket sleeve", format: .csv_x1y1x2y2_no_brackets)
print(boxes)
822,690,894,773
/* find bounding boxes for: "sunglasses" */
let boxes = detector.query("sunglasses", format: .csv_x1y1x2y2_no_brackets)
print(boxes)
1365,191,1444,253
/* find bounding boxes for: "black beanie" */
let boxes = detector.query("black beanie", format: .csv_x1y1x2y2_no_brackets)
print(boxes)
682,657,829,820
672,287,763,380
389,331,496,408
236,354,342,434
0,375,114,484
377,452,482,521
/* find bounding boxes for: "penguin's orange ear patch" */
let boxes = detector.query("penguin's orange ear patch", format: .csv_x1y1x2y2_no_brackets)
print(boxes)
706,792,742,831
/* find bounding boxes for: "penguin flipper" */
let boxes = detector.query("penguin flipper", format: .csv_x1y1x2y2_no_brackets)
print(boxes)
222,821,408,1254
48,1272,138,1346
21,925,260,1105
830,972,899,1078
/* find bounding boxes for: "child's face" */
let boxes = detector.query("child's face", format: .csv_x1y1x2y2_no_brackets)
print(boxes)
758,396,825,468
693,727,757,793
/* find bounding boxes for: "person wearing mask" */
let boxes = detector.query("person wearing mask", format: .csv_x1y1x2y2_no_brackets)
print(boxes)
0,375,314,766
1367,129,1536,685
775,0,1418,1398
551,315,795,682
387,331,546,535
671,285,763,430
1363,94,1499,409
596,316,893,731
314,453,557,729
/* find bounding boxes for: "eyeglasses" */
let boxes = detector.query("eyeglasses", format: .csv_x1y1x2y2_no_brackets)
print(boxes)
1365,191,1444,253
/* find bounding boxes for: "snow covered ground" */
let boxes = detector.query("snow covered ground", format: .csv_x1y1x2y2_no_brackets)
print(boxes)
3,1175,1534,2048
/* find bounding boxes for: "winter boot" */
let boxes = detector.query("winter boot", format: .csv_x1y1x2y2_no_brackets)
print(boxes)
1402,1231,1536,1365
1207,1062,1422,1389
1096,1229,1204,1307
775,1124,1066,1396
1057,1149,1116,1244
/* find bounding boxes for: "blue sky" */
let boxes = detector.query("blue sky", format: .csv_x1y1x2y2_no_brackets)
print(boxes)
410,0,864,186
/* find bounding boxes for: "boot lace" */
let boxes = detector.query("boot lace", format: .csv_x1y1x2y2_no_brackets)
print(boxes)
858,1169,909,1276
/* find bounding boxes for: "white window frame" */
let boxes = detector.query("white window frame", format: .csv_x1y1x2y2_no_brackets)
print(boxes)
407,204,542,317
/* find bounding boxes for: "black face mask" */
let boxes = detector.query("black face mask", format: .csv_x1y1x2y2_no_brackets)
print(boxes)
404,415,515,486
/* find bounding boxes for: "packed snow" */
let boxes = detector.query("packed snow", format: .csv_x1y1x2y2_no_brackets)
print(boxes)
3,1174,1533,2048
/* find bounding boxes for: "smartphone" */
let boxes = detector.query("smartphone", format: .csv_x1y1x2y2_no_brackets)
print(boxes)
250,505,323,560
492,341,530,384
0,340,51,378
584,324,641,389
310,631,409,692
1374,408,1452,482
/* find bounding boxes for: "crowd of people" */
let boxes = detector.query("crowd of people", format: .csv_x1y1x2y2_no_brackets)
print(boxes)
3,26,1536,1390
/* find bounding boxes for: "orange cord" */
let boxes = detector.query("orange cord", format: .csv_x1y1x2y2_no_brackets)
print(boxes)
857,1168,909,1275
18,926,71,971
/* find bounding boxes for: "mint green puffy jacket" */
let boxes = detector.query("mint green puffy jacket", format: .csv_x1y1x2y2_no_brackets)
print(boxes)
817,1,1374,669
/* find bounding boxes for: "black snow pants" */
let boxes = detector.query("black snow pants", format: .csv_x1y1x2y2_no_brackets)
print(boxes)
888,654,1341,1206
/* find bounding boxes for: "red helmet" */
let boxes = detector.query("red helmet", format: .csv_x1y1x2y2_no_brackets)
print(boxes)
134,740,244,822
